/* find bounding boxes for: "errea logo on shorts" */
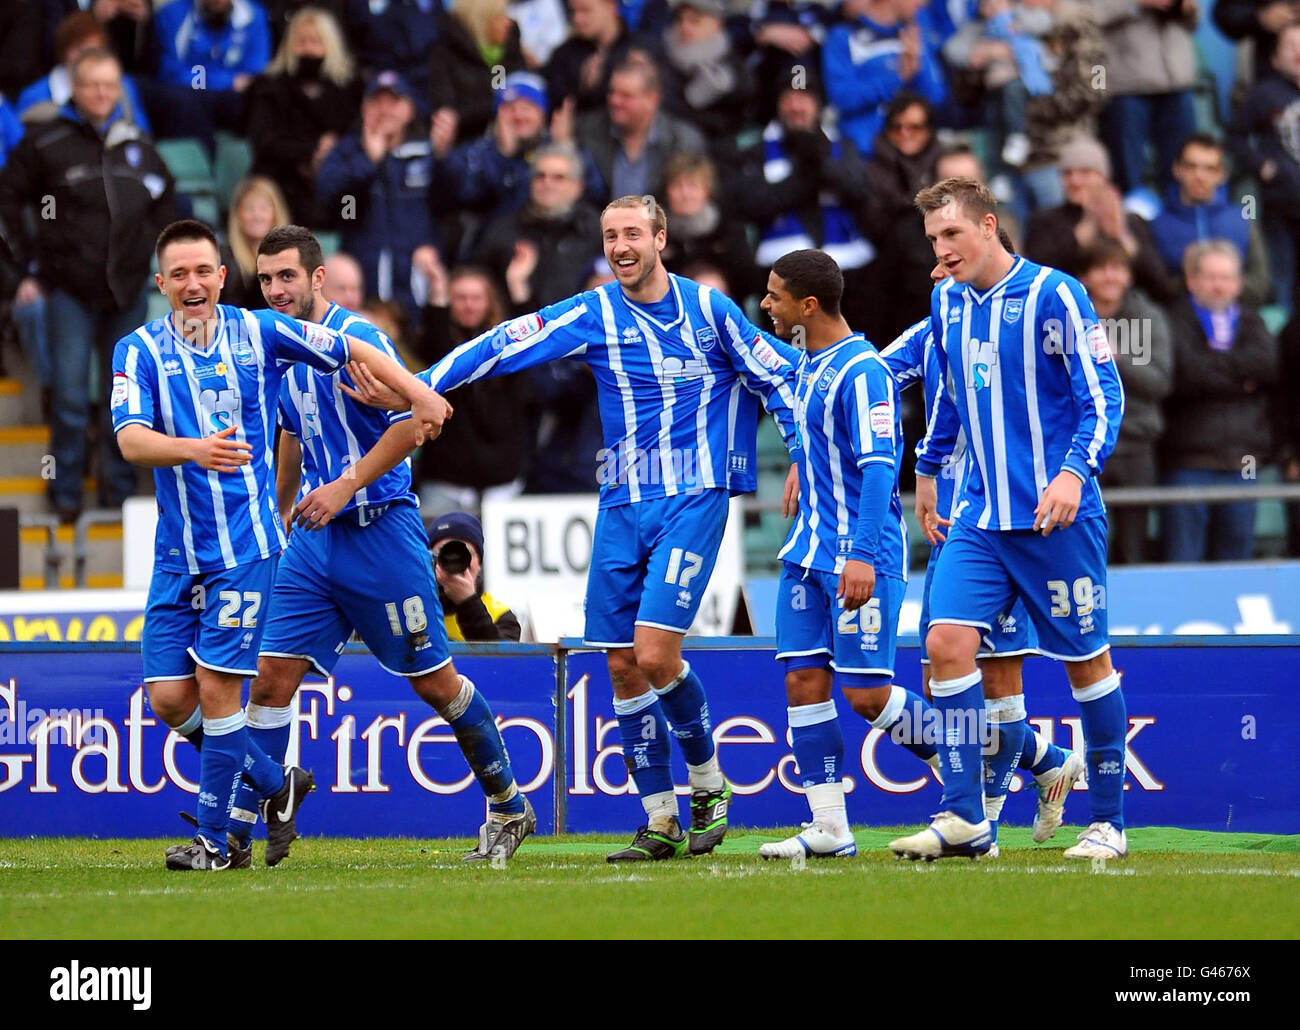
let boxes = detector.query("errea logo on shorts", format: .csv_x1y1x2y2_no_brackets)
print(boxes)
50,962,151,1010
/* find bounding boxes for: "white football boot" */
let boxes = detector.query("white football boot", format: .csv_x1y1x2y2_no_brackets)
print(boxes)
759,823,857,860
1063,821,1128,860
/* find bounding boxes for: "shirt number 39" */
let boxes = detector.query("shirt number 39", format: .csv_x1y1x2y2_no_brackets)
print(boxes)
1047,577,1095,618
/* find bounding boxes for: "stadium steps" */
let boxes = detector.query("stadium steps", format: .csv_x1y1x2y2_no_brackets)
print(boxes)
18,523,123,590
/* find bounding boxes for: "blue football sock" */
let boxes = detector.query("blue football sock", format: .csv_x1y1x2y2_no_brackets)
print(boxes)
653,661,714,767
229,703,294,846
442,677,524,816
1019,728,1068,778
1074,673,1126,830
788,700,842,788
613,690,676,823
869,685,938,762
983,696,1028,828
928,670,986,824
197,711,248,857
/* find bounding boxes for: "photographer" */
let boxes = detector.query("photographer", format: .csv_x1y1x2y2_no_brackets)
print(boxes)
428,512,522,642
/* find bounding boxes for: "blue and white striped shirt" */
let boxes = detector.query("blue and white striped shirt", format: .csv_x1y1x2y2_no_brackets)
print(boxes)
111,305,350,573
777,335,907,578
880,316,969,525
278,304,416,520
915,257,1125,530
417,274,800,508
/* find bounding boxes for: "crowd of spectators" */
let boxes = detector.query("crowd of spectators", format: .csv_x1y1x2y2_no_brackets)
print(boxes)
0,0,1297,563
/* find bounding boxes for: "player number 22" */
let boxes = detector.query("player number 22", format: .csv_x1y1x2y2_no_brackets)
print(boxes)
217,590,262,628
385,596,428,635
1047,577,1094,618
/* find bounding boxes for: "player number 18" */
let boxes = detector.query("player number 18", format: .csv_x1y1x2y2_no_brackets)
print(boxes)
385,596,429,635
1047,577,1094,618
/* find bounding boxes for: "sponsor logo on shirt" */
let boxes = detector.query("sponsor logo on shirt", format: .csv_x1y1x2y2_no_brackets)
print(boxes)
869,401,893,438
948,309,962,324
162,359,183,376
303,324,337,353
506,313,545,343
1002,298,1024,323
194,364,224,380
728,451,749,474
1086,323,1112,363
658,355,708,382
751,337,786,372
621,325,642,344
110,374,129,408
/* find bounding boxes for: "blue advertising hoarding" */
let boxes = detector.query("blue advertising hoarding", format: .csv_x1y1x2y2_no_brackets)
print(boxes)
2,639,1297,837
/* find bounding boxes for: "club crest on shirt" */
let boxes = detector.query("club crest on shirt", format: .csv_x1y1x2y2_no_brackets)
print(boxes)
1002,298,1023,323
695,326,717,351
817,366,836,392
232,340,256,366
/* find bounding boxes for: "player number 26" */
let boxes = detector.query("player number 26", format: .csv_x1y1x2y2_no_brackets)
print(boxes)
837,598,882,635
385,596,429,635
217,590,262,628
1047,577,1094,618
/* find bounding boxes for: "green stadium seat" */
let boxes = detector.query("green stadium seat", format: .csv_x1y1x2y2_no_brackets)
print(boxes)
1260,304,1288,335
146,291,171,322
315,230,341,256
156,138,220,229
756,417,788,470
214,133,254,213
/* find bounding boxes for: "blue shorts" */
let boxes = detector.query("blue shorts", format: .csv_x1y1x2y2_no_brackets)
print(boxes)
774,562,904,685
919,543,1037,663
142,554,280,681
259,502,450,677
583,489,730,647
928,516,1109,661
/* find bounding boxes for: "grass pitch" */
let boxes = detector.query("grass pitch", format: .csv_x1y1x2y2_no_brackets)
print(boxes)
2,827,1297,940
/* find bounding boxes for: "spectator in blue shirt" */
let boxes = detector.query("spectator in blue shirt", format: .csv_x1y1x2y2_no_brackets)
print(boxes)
822,0,947,158
0,101,23,169
150,0,271,152
18,11,152,133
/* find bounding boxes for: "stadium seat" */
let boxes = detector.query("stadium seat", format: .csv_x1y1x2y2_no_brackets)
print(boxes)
315,230,341,256
146,291,171,322
1253,465,1287,557
214,133,254,214
156,138,220,228
1260,305,1288,335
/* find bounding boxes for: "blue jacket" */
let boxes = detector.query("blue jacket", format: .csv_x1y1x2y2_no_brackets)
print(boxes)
155,0,272,91
822,14,947,157
16,66,151,134
346,0,443,104
1149,184,1251,277
315,131,439,321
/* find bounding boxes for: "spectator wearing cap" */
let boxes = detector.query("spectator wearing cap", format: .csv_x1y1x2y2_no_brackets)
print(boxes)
315,70,442,327
734,75,877,334
345,0,442,107
545,0,659,114
822,0,947,159
1023,135,1176,303
1149,133,1272,307
428,0,527,150
661,0,754,138
18,11,151,133
1162,240,1278,563
427,512,523,642
474,142,603,309
433,70,605,256
151,0,272,152
245,5,361,229
576,58,706,200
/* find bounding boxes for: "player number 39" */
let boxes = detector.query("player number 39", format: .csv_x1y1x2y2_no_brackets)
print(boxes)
1047,577,1094,618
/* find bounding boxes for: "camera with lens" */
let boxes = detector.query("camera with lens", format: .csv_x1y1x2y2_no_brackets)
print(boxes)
435,539,473,576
